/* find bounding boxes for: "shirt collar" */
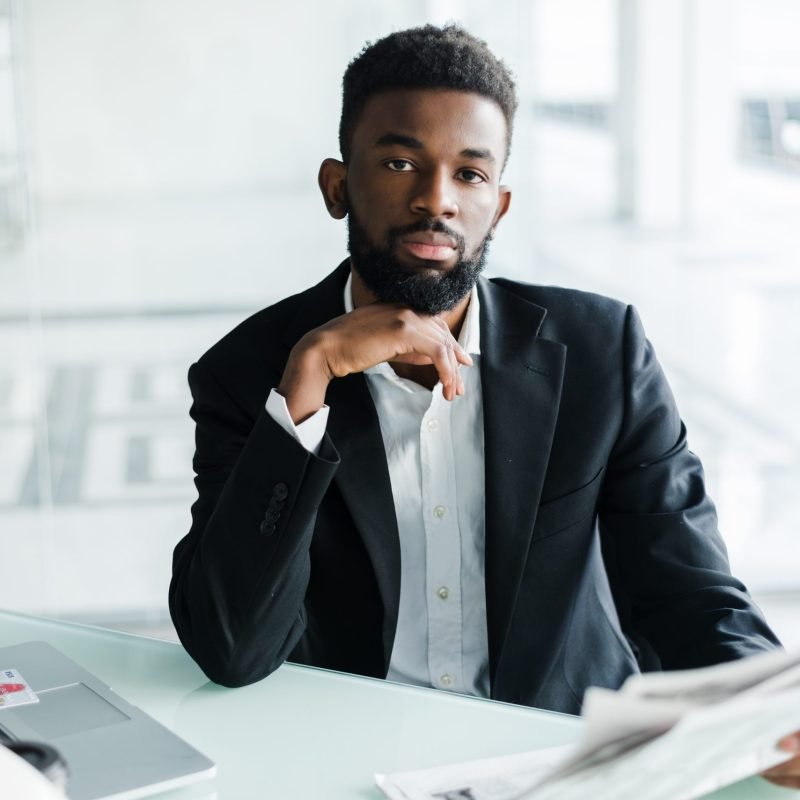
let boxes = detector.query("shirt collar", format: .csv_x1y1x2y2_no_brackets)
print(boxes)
343,271,481,356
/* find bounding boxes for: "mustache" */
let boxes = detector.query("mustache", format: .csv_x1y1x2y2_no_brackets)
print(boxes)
386,218,466,252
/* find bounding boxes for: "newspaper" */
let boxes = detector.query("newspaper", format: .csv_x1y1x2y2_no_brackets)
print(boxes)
375,649,800,800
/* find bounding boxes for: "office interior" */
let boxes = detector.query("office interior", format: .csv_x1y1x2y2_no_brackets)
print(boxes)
0,0,799,653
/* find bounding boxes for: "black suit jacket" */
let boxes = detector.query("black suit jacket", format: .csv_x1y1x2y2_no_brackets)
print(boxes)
169,260,779,714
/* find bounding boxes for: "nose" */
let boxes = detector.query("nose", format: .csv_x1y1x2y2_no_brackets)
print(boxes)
409,167,458,218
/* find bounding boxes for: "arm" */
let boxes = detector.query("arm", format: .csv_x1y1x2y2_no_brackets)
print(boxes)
169,302,472,686
598,305,780,669
169,359,339,687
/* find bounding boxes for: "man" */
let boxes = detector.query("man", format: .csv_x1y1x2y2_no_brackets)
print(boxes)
169,24,800,786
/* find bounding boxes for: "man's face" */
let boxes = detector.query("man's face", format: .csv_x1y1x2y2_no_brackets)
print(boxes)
332,89,511,314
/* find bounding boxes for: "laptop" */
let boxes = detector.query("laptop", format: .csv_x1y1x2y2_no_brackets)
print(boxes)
0,641,215,799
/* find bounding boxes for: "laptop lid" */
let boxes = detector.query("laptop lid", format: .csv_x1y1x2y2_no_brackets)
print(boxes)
0,641,215,800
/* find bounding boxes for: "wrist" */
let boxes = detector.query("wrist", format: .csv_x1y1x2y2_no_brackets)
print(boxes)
278,338,331,425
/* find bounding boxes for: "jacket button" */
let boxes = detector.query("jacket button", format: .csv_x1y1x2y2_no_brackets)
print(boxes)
273,482,288,500
259,519,275,536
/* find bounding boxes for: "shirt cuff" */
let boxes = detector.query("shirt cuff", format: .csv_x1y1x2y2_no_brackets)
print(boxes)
265,388,328,455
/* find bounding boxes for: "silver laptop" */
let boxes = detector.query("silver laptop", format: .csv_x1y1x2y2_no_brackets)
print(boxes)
0,641,215,799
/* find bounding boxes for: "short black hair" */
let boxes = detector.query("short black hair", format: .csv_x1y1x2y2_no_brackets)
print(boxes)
339,24,518,166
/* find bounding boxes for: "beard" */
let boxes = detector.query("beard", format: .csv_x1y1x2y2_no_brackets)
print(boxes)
347,207,492,315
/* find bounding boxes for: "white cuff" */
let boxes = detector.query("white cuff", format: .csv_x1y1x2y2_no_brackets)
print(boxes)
266,388,328,455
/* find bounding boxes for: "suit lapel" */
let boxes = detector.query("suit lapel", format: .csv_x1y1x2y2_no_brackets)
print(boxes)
281,260,401,671
478,278,567,687
326,373,401,671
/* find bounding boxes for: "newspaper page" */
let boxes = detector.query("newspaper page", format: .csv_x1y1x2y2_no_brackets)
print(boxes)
375,745,571,800
375,649,800,800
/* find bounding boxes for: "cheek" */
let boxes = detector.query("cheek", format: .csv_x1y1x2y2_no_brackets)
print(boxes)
362,186,402,213
347,169,403,218
348,160,395,203
361,177,407,212
462,193,501,237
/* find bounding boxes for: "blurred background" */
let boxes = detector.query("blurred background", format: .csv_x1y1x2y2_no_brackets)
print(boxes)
0,0,798,647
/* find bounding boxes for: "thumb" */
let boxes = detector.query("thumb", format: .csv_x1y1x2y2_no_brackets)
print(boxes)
778,733,800,753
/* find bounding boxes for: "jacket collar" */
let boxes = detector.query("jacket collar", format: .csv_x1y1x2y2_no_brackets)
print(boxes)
476,277,567,687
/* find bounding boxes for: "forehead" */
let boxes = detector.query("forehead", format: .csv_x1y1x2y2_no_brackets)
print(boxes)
351,89,508,158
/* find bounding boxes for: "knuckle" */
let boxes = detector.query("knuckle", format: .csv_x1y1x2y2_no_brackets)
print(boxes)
392,316,410,333
433,343,448,360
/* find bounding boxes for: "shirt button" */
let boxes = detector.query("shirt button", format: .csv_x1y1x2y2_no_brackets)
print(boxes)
437,586,449,600
440,674,453,686
426,419,439,432
433,505,446,519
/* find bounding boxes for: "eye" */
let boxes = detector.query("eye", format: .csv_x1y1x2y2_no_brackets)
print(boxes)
385,159,415,172
458,169,486,184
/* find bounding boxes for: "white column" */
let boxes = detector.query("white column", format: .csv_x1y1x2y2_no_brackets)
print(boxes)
616,0,738,229
684,0,737,227
617,0,687,228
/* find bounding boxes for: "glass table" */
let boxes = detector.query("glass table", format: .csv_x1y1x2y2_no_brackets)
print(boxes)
0,611,793,799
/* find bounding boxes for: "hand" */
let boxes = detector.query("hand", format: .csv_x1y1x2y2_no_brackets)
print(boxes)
278,304,473,424
761,732,800,789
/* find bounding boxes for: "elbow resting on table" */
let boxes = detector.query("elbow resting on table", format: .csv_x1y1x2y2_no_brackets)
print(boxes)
175,604,308,690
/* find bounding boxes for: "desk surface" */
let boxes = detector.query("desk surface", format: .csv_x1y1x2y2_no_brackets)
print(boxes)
0,611,793,799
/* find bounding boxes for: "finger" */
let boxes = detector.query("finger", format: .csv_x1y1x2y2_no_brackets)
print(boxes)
779,734,800,753
411,330,457,398
430,316,473,367
445,336,459,401
763,776,800,790
456,348,474,367
453,346,467,396
762,755,800,778
429,319,459,400
393,352,435,366
429,318,466,399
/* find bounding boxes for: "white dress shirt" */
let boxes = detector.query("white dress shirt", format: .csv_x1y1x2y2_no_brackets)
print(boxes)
266,275,490,697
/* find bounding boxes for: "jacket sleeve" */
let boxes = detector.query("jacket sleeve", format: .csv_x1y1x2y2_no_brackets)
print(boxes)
168,360,339,686
598,305,780,669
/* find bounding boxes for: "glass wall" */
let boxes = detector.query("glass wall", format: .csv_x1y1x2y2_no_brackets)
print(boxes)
1,0,798,644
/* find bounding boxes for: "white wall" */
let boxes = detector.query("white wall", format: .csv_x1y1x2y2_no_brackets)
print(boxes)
736,0,800,94
21,0,427,200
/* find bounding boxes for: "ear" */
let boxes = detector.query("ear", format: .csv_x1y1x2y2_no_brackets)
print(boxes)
491,185,512,232
318,159,348,219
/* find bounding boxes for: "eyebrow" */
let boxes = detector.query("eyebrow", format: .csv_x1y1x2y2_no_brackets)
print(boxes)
375,133,496,163
461,147,495,163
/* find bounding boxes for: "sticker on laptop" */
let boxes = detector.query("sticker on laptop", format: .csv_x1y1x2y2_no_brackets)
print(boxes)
0,669,39,709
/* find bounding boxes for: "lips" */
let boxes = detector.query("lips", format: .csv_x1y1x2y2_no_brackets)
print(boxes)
400,234,458,263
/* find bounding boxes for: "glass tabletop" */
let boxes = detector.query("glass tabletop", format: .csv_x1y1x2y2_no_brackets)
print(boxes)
0,611,793,799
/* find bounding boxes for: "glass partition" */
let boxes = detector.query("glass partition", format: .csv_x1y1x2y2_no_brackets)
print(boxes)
1,0,797,650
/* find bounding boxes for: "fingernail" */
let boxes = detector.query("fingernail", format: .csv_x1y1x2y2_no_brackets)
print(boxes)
779,734,800,752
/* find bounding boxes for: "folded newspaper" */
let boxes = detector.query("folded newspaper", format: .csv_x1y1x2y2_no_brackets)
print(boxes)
376,649,800,800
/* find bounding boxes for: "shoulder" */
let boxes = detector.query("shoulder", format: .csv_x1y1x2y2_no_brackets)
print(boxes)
486,276,630,344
